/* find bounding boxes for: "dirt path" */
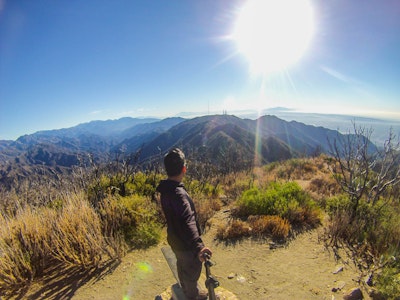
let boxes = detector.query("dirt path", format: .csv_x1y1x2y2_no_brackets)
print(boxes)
69,209,369,300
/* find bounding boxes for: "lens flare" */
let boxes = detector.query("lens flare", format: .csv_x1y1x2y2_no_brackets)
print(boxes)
136,261,153,274
123,262,154,300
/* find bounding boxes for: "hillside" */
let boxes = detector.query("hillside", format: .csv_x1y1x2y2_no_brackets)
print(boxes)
0,114,368,188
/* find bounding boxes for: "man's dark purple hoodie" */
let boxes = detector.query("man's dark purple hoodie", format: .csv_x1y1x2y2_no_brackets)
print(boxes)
157,179,204,254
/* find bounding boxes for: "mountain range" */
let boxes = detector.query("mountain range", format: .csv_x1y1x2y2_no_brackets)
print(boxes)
0,114,370,187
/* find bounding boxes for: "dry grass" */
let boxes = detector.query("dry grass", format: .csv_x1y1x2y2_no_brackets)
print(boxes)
0,192,119,293
98,196,129,258
50,194,106,268
1,154,398,298
0,206,55,289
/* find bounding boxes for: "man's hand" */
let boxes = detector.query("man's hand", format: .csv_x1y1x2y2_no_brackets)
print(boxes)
198,247,212,262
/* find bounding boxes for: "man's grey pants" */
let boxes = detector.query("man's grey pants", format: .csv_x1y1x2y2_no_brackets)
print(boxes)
174,249,203,300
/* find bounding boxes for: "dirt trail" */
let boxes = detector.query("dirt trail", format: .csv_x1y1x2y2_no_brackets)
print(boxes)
68,209,369,300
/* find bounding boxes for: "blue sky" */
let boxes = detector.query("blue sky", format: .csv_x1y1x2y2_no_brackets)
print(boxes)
1,0,399,140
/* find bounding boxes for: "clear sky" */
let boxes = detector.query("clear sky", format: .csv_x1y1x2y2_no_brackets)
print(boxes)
1,0,399,140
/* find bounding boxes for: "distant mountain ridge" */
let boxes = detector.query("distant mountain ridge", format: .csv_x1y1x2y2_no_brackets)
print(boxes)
0,114,369,186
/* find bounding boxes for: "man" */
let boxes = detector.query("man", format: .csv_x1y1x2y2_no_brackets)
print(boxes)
156,148,212,300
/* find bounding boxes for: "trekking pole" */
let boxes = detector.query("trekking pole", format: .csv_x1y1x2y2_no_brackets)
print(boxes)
203,253,219,300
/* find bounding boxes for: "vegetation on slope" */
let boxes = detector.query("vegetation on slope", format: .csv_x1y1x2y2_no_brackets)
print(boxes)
0,124,399,298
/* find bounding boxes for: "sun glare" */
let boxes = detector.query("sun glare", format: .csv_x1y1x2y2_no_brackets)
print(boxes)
233,0,315,76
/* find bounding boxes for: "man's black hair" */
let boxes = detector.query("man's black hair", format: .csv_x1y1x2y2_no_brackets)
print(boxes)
164,148,185,177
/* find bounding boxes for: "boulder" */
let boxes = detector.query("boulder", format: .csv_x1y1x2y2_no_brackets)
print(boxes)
343,287,363,300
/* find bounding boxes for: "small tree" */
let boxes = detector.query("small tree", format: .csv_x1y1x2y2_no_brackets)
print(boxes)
328,123,400,222
328,124,400,298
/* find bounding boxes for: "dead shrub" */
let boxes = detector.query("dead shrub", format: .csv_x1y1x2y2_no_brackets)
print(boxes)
307,176,340,198
216,219,251,240
248,215,291,239
324,211,363,247
223,175,253,201
195,196,221,232
286,206,321,229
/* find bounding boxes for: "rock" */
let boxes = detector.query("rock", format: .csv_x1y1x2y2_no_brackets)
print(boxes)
343,287,363,300
228,273,236,279
333,265,344,274
236,274,246,283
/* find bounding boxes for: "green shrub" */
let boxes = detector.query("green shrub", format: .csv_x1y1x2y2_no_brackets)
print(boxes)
116,194,162,248
325,194,351,216
236,182,317,221
129,222,161,248
126,172,162,197
87,174,111,206
326,195,400,255
376,263,400,300
236,187,266,216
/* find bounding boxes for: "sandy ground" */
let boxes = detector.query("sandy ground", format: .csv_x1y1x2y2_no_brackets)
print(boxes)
67,209,370,300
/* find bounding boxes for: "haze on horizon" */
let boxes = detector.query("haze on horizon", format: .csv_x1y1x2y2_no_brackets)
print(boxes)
1,0,399,140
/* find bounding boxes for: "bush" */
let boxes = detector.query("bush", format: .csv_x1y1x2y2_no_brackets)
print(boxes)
126,172,163,197
236,182,319,224
325,194,352,216
216,215,291,241
100,194,162,249
50,194,105,268
0,207,55,288
376,264,400,300
0,190,164,293
194,196,221,232
325,195,400,298
222,173,253,202
248,215,291,239
325,195,400,254
285,203,321,228
216,219,251,240
185,178,222,199
0,193,110,292
129,221,161,248
307,176,341,198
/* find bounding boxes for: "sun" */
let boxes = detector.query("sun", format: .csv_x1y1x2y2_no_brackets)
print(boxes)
232,0,315,76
